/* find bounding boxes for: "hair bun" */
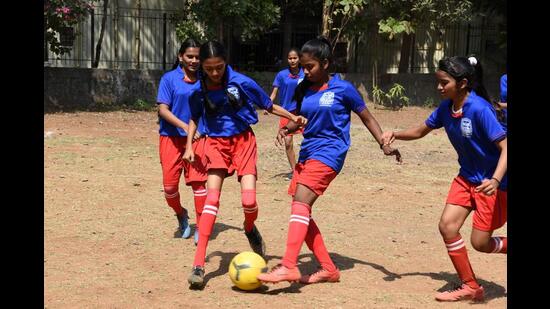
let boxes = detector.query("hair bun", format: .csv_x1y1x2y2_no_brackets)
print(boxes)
468,56,478,66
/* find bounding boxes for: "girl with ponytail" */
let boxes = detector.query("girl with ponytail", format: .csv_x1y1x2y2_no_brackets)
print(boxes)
257,36,401,285
156,38,208,244
183,40,307,288
382,56,507,302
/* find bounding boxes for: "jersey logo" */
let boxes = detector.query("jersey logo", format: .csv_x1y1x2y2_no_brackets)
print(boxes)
460,117,473,138
227,86,240,101
319,91,335,107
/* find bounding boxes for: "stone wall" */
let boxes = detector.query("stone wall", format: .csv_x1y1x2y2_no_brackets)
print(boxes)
44,68,503,112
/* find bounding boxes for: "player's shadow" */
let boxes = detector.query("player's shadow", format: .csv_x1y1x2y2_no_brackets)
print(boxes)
174,222,241,240
382,271,506,302
261,252,400,295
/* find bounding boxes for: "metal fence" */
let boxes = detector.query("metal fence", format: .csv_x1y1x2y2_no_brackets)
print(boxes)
44,6,182,70
44,5,503,74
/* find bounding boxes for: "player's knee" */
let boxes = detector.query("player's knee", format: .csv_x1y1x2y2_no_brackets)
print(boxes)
470,235,491,252
438,219,459,238
241,190,256,207
163,184,179,195
205,190,221,206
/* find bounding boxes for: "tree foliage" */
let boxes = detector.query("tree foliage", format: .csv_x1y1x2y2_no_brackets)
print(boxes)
44,0,96,57
174,0,280,43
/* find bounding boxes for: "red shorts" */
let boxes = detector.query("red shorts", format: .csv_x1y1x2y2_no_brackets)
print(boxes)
204,129,257,178
279,110,303,135
159,135,208,186
288,159,338,196
446,175,507,232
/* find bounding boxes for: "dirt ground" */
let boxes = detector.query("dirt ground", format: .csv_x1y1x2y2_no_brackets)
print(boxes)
44,106,506,308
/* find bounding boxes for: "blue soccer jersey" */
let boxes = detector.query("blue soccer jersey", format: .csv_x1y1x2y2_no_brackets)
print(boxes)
189,65,273,137
425,91,507,189
297,74,366,173
156,67,204,136
500,74,507,103
272,68,304,111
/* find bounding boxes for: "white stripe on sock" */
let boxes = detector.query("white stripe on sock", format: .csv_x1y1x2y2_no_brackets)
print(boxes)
447,242,465,251
289,218,310,225
202,210,217,216
164,192,179,198
291,214,310,222
445,238,464,248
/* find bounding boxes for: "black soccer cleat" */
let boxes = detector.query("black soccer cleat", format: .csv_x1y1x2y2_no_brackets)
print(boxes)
188,266,205,288
245,224,266,258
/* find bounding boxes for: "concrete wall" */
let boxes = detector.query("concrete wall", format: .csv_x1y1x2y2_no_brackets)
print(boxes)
44,68,503,112
44,67,163,112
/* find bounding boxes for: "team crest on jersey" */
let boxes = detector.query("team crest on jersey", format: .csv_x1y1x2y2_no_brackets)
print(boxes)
460,117,473,138
227,86,240,100
319,91,335,107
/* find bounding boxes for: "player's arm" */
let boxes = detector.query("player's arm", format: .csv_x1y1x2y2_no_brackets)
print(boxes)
269,87,279,103
497,102,507,109
475,137,507,195
267,104,307,126
383,123,433,145
182,118,198,163
158,103,189,134
356,108,402,162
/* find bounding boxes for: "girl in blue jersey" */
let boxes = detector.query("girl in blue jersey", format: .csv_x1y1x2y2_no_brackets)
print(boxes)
257,37,401,285
382,56,507,302
270,48,305,179
156,38,208,242
182,41,307,288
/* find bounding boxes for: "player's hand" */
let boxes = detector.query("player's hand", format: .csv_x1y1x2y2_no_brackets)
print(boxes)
182,148,195,163
193,131,202,142
292,115,308,127
381,144,402,164
475,178,499,195
276,127,288,147
381,131,395,145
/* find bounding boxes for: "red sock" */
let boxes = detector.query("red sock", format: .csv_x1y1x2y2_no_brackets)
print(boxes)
305,218,337,272
489,236,507,253
444,234,479,289
191,182,207,226
163,185,184,216
241,189,258,232
282,201,311,269
193,189,221,267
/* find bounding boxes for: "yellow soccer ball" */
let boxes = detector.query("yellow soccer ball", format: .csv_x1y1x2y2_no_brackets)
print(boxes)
228,251,267,290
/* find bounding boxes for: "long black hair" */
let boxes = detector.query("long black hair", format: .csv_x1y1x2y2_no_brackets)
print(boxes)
438,56,504,121
197,41,243,115
171,38,200,70
292,36,333,114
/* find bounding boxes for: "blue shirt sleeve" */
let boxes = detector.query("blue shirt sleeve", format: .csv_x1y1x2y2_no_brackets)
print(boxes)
156,75,172,106
273,72,283,88
241,79,273,110
500,74,507,102
425,104,444,129
188,89,203,120
344,83,367,113
479,106,506,143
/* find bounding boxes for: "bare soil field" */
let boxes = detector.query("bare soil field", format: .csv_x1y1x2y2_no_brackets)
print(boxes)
45,106,506,308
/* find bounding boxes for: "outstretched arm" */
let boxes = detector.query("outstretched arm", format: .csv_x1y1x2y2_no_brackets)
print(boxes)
267,104,307,127
357,108,402,162
382,123,433,145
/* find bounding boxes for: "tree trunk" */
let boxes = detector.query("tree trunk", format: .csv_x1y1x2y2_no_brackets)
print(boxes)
92,0,109,68
322,1,331,38
398,32,413,73
282,12,292,63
